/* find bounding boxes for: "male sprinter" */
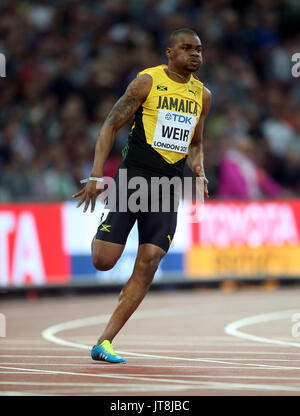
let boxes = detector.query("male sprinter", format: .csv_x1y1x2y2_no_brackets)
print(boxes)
73,28,211,363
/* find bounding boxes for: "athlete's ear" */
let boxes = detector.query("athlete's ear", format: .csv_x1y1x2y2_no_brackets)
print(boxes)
166,47,173,60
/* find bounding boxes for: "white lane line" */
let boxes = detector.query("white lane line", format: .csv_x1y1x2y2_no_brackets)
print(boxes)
37,306,300,393
2,385,194,395
0,391,47,396
129,364,300,370
0,381,188,388
3,363,300,371
41,309,300,371
1,342,277,347
0,386,192,396
3,355,300,362
0,347,89,351
4,361,293,368
1,366,300,392
4,375,300,381
44,374,300,381
0,372,42,375
225,310,300,347
114,350,296,369
0,341,49,345
41,307,198,349
0,365,202,384
0,363,111,366
42,308,251,367
201,381,300,392
1,347,299,353
0,355,104,359
97,349,300,355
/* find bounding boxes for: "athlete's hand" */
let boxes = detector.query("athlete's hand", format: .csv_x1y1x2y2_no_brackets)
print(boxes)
72,181,103,213
194,166,209,199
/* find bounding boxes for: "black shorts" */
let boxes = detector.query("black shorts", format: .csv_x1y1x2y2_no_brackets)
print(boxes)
95,162,181,252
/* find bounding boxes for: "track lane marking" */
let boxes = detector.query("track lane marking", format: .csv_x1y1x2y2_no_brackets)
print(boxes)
42,308,300,370
225,309,300,347
38,306,300,394
3,354,300,362
1,366,300,392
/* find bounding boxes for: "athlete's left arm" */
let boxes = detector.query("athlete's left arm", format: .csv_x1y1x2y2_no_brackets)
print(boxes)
187,86,212,199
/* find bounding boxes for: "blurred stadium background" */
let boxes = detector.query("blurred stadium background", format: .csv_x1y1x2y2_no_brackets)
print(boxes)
1,0,300,291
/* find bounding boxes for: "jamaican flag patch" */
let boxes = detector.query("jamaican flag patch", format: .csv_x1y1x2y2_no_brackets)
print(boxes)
157,85,168,91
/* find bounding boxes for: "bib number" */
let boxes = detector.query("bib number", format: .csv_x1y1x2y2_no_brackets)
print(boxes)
152,110,197,154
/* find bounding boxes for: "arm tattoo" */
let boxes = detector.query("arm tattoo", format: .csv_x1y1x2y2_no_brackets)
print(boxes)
106,95,139,126
106,76,150,127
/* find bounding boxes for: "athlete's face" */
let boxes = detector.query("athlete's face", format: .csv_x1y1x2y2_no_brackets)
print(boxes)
167,34,203,73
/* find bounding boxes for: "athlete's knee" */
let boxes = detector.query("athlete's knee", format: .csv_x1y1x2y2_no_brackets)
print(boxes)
137,247,165,275
92,238,124,271
143,253,162,272
92,253,116,271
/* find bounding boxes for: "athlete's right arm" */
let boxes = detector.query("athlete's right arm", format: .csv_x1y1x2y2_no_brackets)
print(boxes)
72,73,152,212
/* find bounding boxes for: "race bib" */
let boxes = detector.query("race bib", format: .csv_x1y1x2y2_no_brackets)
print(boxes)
152,109,197,154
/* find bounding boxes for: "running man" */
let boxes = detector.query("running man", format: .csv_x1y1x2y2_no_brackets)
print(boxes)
73,28,211,363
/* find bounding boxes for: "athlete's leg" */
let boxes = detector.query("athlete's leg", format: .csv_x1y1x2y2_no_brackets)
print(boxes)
92,199,136,270
96,243,165,344
92,160,136,271
91,237,125,271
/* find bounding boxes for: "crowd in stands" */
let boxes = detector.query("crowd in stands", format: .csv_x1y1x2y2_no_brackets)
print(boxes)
0,0,300,201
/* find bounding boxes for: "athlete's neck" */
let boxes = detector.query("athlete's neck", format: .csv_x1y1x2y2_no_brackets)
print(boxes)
165,65,191,83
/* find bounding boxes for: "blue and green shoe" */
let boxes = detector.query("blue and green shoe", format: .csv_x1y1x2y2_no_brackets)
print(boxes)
91,340,126,363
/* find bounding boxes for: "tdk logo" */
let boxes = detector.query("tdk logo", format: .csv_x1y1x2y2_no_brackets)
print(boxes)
165,113,192,124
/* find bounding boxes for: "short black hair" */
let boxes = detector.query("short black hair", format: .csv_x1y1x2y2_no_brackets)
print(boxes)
168,28,200,47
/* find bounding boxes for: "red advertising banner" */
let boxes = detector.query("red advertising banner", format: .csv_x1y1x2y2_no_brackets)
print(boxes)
186,200,300,279
0,203,70,287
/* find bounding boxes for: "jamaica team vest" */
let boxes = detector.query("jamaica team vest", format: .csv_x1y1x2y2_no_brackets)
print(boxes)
122,64,203,177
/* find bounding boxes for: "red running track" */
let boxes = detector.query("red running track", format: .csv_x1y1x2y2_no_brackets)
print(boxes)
1,287,300,396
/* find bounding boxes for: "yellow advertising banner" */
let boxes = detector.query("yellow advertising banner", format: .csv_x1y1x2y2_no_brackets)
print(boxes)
186,200,300,279
186,244,300,278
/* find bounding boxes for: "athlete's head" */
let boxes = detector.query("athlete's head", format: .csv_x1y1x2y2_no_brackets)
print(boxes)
166,28,202,73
